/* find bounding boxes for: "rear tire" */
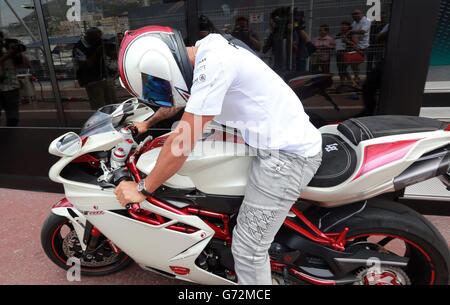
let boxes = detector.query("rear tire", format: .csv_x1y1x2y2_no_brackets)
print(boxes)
328,198,450,285
41,213,133,276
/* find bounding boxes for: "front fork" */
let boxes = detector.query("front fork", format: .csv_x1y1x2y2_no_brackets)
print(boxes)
52,198,88,251
51,198,119,254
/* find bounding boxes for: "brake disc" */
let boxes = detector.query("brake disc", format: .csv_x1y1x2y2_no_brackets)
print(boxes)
354,266,411,285
62,230,119,267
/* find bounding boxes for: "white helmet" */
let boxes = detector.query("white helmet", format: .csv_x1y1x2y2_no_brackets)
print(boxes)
118,26,193,108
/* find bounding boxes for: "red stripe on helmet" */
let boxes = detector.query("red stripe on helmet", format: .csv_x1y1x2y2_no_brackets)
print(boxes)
118,26,174,96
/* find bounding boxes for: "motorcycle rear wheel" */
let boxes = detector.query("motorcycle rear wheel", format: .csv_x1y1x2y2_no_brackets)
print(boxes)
329,198,450,285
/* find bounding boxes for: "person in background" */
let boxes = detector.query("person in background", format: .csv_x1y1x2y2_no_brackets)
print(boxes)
335,21,355,88
361,23,389,117
292,9,315,72
231,16,262,52
366,13,387,74
73,27,117,110
262,14,285,70
293,27,315,72
0,32,29,127
310,24,335,73
263,7,314,72
350,9,371,85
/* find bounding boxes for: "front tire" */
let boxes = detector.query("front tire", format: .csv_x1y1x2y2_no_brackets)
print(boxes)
329,199,450,285
41,213,133,276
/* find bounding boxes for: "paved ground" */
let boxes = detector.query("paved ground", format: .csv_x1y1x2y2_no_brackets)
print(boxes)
0,189,181,285
0,188,449,285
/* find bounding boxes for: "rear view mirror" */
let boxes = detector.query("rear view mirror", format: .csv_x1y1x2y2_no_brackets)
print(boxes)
56,132,82,157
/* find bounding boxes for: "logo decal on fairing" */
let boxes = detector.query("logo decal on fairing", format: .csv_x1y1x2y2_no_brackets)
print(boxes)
84,211,105,216
83,205,105,216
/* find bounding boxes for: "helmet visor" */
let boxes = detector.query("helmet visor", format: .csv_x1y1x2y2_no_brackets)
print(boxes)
141,73,174,107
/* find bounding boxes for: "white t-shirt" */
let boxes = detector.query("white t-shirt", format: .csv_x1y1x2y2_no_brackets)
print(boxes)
185,34,322,158
352,16,372,49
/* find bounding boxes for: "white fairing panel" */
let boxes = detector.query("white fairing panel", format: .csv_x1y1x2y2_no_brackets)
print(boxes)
137,140,252,196
85,201,234,285
138,126,450,205
301,127,450,206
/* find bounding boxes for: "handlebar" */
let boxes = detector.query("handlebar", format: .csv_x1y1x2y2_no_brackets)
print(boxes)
125,124,139,139
126,203,141,210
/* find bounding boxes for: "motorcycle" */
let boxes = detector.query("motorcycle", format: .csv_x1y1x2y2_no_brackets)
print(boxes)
41,98,450,285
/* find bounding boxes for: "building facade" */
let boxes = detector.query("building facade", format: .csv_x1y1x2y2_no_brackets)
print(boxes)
0,0,448,213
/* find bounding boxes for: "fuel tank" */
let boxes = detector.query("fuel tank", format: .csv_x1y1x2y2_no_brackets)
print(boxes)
136,140,252,196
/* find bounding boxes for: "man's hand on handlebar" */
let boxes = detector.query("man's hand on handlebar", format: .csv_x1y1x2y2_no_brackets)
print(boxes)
133,121,150,135
114,181,146,207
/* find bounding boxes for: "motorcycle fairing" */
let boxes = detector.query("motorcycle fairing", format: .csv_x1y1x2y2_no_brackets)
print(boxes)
136,124,450,207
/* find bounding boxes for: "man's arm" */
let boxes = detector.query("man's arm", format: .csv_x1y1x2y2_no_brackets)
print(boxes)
262,33,274,54
143,112,214,193
114,112,214,205
248,32,262,52
134,106,183,133
351,29,366,35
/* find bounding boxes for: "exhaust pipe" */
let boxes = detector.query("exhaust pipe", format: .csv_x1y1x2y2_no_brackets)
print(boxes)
394,147,450,191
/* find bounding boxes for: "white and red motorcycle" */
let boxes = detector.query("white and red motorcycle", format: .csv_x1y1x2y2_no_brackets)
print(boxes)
41,98,450,285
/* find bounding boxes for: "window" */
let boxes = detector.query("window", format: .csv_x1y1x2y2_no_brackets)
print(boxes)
427,0,450,83
0,0,60,127
40,0,187,127
198,0,392,125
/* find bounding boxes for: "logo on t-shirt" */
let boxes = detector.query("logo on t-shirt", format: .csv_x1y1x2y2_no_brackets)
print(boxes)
193,74,207,84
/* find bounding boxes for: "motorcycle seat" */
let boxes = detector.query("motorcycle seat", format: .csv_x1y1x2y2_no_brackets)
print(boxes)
308,134,358,188
338,116,448,146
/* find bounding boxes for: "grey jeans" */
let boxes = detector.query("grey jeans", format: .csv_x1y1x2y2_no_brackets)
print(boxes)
231,148,323,285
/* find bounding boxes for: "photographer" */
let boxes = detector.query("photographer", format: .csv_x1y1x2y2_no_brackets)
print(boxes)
263,8,315,72
0,31,28,127
73,27,117,110
231,16,262,52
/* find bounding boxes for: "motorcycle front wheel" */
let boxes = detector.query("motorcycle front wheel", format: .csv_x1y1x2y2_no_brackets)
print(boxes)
41,213,133,276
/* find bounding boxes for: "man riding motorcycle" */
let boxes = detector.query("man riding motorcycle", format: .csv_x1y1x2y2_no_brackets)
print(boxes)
114,26,323,285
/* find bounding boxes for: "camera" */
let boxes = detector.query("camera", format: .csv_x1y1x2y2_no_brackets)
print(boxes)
270,7,306,38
